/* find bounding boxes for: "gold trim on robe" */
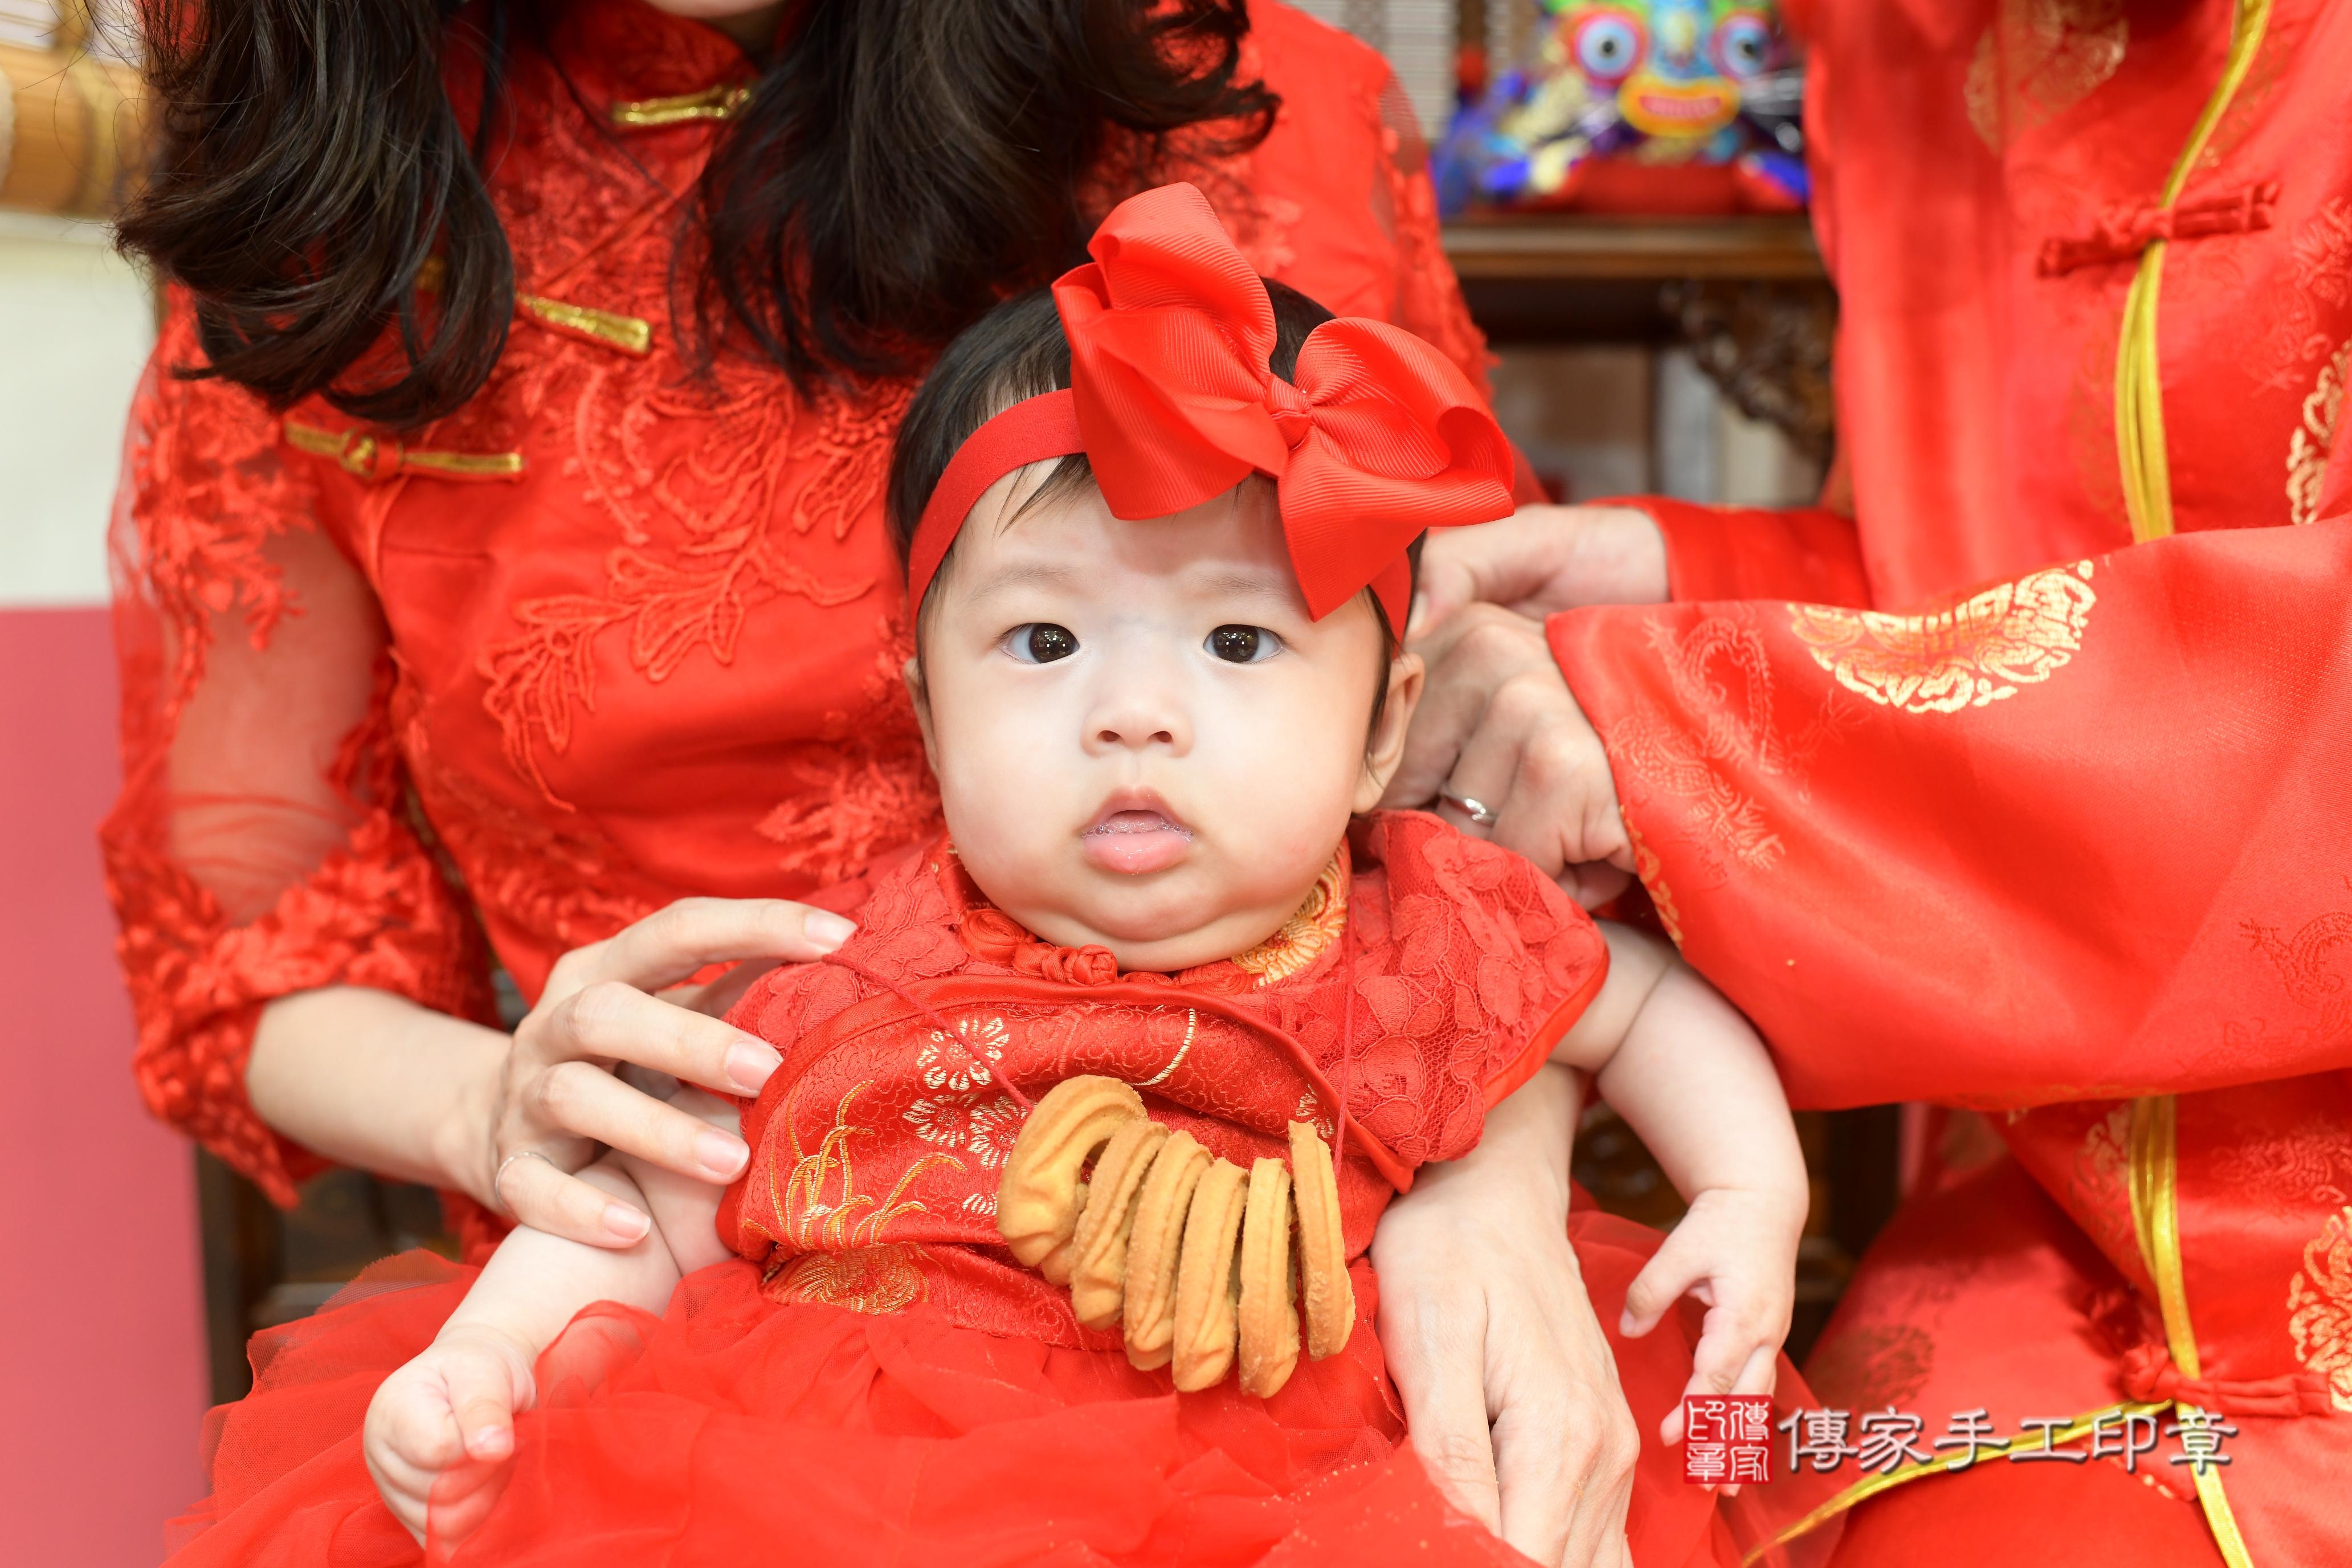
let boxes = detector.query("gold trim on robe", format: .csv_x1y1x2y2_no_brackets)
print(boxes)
2128,1095,2257,1568
2114,0,2274,542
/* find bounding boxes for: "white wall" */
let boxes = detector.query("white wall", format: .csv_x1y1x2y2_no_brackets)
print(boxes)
0,210,154,607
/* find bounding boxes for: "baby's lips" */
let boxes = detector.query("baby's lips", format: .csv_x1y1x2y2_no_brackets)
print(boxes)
1080,810,1195,876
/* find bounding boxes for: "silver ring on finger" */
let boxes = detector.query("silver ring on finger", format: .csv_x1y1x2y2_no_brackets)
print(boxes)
492,1148,560,1218
1437,787,1499,827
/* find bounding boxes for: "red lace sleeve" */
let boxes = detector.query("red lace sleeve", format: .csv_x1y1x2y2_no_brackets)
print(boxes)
102,295,492,1205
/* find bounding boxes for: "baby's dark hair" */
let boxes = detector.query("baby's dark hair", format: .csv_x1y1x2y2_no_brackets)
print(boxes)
885,279,1422,661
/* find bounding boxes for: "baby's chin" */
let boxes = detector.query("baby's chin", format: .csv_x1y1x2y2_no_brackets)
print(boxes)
1007,874,1302,975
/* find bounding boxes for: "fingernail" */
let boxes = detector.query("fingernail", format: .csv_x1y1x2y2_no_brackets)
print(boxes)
806,911,856,948
604,1203,650,1242
725,1040,781,1094
468,1427,512,1459
697,1130,749,1179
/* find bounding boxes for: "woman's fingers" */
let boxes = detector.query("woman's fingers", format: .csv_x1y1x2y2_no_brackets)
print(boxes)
1383,1284,1505,1534
1440,668,1627,880
1554,1384,1640,1568
539,980,782,1099
553,898,854,998
1485,1326,1581,1564
1385,604,1550,810
496,1145,653,1247
1385,603,1630,895
1415,507,1670,627
532,1056,750,1183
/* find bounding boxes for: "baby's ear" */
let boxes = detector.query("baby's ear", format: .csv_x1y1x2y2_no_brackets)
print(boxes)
1354,650,1425,813
903,656,940,770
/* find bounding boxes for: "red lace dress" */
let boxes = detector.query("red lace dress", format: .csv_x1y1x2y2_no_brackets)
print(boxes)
162,814,1835,1567
101,0,1503,1237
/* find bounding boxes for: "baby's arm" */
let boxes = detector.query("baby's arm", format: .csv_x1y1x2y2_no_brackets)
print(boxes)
362,1086,740,1542
1554,922,1808,1449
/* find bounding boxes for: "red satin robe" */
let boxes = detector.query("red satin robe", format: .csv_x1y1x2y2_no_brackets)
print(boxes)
1549,2,2352,1562
101,0,1502,1246
159,814,1839,1567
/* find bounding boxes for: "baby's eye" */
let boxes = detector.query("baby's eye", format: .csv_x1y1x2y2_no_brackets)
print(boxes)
1004,623,1079,663
1207,624,1282,664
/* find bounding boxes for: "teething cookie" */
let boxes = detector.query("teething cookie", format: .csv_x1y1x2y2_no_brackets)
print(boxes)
1170,1157,1248,1392
1288,1119,1353,1359
1121,1130,1211,1370
1069,1117,1170,1330
998,1075,1145,1283
1236,1155,1299,1398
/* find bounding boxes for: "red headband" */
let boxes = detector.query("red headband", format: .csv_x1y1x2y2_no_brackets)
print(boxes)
908,182,1516,628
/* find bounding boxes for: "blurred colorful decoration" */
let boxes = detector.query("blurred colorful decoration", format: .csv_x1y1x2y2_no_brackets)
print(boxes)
1435,0,1807,217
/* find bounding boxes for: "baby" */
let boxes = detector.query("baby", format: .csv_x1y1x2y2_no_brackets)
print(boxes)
353,185,1810,1563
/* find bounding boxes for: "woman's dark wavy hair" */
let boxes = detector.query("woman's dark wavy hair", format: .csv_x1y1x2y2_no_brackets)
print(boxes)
118,0,1278,428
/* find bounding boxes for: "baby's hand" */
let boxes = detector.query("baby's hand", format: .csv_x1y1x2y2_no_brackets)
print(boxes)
1618,1187,1803,1481
362,1324,538,1544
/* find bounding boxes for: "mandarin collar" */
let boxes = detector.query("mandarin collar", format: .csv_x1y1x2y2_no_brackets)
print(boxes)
545,0,766,107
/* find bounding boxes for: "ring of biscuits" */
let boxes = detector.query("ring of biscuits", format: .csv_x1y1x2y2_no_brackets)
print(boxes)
997,1074,1351,1398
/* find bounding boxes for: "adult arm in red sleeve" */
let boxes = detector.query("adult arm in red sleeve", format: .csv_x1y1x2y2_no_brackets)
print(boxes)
1548,516,2352,1110
102,295,495,1205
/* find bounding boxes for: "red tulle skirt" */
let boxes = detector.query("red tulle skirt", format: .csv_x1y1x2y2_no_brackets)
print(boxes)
166,1210,1828,1567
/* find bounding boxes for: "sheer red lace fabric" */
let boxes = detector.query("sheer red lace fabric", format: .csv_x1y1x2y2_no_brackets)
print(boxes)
103,0,1507,1207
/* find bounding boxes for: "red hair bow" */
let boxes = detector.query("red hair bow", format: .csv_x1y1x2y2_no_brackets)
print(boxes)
1055,183,1514,624
906,183,1516,628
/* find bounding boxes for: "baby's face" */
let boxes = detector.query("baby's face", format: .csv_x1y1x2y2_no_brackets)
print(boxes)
908,470,1422,972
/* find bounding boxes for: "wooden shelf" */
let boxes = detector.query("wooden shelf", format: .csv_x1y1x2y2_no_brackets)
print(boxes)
1443,215,1826,284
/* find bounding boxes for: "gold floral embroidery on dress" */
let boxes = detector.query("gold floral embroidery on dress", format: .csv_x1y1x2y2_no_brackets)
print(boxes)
2286,1206,2352,1413
2286,341,2349,525
767,1081,962,1251
902,1017,1022,1169
765,1243,929,1316
1232,848,1349,985
1963,0,2128,152
1788,561,2097,715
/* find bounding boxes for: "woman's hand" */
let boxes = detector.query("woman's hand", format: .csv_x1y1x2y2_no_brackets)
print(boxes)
1384,601,1632,907
1371,1065,1639,1568
474,897,854,1246
1385,505,1667,908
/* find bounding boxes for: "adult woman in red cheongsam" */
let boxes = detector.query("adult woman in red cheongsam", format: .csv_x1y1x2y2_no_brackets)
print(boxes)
111,2,1650,1563
1389,1,2352,1563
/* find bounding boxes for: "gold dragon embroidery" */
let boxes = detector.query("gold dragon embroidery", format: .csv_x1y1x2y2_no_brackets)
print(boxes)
1787,561,2097,715
2243,910,2352,1046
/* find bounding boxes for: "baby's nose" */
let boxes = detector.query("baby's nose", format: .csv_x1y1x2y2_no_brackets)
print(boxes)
1084,667,1193,754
